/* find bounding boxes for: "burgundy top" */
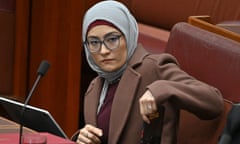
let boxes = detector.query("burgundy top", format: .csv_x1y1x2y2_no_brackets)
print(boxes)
97,82,119,144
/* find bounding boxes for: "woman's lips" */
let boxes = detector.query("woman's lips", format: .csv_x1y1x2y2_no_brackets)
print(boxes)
102,59,114,63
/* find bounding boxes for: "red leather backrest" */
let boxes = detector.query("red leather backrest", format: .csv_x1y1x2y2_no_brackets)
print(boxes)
165,22,238,144
166,22,240,103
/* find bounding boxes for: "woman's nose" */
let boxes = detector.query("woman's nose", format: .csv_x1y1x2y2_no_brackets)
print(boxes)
99,43,111,54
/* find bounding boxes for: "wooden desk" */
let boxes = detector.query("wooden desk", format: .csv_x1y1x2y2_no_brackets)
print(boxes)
0,116,76,144
0,116,35,133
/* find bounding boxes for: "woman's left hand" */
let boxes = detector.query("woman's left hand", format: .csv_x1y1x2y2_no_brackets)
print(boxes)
139,90,158,124
76,124,102,144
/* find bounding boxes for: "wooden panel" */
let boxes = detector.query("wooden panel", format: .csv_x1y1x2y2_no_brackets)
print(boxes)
0,12,15,95
13,0,30,101
0,0,15,95
27,0,83,137
188,15,240,43
0,0,15,12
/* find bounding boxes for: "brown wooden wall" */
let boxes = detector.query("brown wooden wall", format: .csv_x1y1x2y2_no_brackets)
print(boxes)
0,0,15,95
0,0,101,137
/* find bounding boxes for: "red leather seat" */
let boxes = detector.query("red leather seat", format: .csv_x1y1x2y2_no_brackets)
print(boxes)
165,22,240,144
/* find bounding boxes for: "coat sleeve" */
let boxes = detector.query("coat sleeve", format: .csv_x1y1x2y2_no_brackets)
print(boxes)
146,54,224,120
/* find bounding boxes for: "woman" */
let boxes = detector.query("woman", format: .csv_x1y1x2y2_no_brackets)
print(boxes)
75,1,224,144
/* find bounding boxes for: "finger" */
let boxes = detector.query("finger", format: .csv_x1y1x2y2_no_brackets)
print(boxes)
85,124,103,137
140,99,153,120
141,114,150,124
140,99,149,117
84,124,102,144
148,102,158,114
139,97,150,114
77,130,91,144
140,104,150,124
85,130,102,144
76,138,85,144
152,102,157,112
140,91,156,112
147,104,153,114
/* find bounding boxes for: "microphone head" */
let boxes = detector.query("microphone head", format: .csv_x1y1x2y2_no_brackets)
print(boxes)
37,60,50,76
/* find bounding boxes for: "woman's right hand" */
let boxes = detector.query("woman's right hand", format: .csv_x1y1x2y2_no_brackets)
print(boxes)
139,90,158,124
76,124,103,144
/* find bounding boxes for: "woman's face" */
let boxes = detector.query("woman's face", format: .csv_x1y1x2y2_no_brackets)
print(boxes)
86,25,127,72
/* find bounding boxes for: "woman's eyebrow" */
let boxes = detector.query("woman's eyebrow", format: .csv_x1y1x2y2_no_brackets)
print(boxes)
87,36,100,39
104,31,121,38
87,31,121,39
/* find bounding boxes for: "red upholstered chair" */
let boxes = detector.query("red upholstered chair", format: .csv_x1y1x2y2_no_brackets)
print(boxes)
165,22,240,144
166,22,240,103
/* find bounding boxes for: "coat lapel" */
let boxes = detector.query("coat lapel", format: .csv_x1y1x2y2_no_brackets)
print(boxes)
108,45,149,143
84,77,103,126
108,66,141,143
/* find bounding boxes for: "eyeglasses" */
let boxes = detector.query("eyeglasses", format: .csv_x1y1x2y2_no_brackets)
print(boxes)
84,33,122,53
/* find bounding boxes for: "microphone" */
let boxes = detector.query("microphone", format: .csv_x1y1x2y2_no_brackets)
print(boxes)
19,60,50,144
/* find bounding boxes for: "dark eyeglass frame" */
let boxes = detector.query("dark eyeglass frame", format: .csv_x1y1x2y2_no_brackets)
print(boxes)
84,32,122,53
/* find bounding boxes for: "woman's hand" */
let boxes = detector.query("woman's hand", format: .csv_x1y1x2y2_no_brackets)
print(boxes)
139,90,158,124
76,124,103,144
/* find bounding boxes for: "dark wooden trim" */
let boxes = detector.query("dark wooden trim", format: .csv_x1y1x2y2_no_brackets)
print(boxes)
14,0,30,101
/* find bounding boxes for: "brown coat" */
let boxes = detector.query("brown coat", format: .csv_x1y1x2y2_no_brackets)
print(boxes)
83,44,224,144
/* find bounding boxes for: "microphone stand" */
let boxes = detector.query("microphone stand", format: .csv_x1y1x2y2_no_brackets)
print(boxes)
19,60,50,144
19,74,42,144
